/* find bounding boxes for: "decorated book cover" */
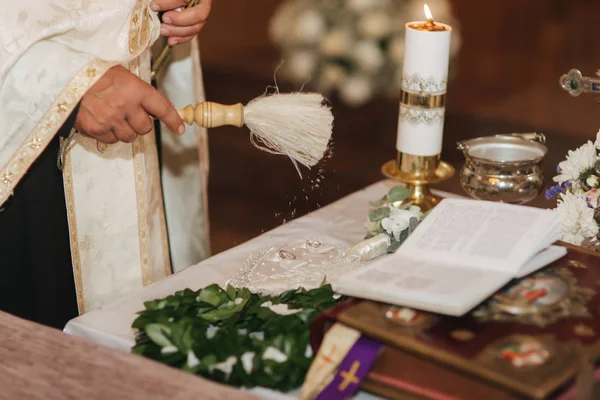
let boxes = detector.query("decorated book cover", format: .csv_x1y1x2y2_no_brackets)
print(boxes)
311,244,600,399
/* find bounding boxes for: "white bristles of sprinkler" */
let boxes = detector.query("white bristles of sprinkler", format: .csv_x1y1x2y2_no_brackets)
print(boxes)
177,92,334,176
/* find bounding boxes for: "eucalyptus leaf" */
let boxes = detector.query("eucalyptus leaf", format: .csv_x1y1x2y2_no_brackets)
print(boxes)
409,216,419,232
368,207,390,222
368,196,385,207
386,185,411,203
387,238,402,253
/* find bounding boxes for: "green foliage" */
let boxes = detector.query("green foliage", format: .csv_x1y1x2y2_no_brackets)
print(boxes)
132,284,342,392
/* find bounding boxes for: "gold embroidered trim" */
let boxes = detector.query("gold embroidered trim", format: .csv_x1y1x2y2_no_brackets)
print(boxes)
62,130,85,313
129,0,153,55
0,60,114,206
128,58,153,286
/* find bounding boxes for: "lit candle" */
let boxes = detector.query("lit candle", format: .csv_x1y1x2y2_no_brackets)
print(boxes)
396,4,452,165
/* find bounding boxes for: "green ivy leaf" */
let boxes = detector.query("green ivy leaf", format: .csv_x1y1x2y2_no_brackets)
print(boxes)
132,283,343,393
225,284,237,301
386,185,411,203
145,324,173,348
368,207,390,222
197,284,222,307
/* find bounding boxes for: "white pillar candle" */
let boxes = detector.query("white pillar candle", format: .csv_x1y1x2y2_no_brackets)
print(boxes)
396,6,452,156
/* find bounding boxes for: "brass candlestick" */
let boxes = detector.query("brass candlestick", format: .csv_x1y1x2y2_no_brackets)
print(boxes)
381,153,454,212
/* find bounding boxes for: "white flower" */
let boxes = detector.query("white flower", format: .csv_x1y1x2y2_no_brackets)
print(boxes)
241,352,255,375
320,29,353,57
556,192,599,245
285,51,317,81
187,350,201,368
389,37,405,63
380,206,421,241
553,141,597,184
209,356,238,379
292,10,326,44
262,346,288,363
587,175,600,188
206,325,219,339
358,12,392,39
346,0,390,13
269,1,301,44
338,75,372,107
319,64,346,92
353,40,385,73
595,130,600,150
161,345,178,355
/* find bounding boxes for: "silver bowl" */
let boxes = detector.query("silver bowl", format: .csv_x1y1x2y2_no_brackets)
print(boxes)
457,133,547,204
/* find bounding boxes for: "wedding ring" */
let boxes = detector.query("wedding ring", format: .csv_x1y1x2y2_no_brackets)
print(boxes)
278,250,296,260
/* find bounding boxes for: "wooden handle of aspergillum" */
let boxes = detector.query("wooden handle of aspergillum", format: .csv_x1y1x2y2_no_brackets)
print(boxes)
177,102,244,128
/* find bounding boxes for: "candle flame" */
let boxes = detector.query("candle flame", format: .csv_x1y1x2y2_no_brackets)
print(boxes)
424,4,433,20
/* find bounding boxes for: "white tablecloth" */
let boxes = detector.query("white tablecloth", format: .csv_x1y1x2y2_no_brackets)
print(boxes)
64,180,461,399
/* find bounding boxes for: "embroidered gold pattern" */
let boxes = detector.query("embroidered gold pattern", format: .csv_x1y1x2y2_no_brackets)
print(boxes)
0,59,114,206
62,131,86,313
129,56,153,286
574,324,595,337
128,1,152,55
451,330,475,341
57,102,68,113
86,68,97,78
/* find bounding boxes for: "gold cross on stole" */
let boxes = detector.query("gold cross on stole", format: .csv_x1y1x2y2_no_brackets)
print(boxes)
339,361,361,391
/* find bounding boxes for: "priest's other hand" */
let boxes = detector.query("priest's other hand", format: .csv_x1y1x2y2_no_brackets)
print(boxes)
151,0,212,45
74,66,185,144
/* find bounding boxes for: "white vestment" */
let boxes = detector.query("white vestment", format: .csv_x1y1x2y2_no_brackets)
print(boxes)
0,0,210,313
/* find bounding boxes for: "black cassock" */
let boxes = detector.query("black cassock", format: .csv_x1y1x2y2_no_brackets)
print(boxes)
0,107,166,329
0,111,78,329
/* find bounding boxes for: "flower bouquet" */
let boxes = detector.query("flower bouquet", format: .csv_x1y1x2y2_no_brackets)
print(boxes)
364,185,425,252
546,131,600,248
268,0,461,107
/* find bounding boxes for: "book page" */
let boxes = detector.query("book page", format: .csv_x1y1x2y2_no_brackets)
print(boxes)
399,199,558,273
334,254,513,316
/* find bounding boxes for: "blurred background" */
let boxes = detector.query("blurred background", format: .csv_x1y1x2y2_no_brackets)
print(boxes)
194,0,600,253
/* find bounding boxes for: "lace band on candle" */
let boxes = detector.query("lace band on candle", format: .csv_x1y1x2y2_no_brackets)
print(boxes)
402,74,447,94
399,106,445,125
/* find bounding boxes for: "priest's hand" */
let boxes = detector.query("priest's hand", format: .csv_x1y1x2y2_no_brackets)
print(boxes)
151,0,212,45
74,66,185,144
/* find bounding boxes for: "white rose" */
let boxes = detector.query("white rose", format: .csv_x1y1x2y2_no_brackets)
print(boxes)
596,129,600,150
587,175,600,188
359,12,392,39
292,10,326,44
380,206,421,241
339,75,372,107
320,29,353,57
389,37,405,64
285,51,317,81
353,40,384,73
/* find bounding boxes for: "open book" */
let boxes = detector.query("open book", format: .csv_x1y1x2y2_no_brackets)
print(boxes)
334,198,567,316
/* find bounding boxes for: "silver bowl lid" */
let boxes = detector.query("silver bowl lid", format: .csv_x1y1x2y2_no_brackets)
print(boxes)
458,134,547,165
